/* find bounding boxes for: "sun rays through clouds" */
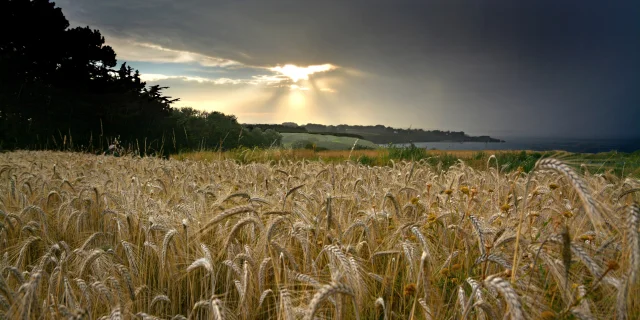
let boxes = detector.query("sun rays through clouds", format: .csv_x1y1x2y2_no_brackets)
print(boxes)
125,49,344,123
269,63,337,83
101,32,361,125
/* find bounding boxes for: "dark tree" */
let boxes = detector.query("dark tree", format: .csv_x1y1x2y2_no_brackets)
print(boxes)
0,0,177,152
0,0,280,154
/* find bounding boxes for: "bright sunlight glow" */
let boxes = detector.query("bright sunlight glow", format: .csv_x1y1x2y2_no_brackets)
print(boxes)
288,90,306,109
270,64,337,82
290,84,310,91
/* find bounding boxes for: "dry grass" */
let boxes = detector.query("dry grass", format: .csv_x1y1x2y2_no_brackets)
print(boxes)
0,150,639,319
172,148,384,163
172,148,528,161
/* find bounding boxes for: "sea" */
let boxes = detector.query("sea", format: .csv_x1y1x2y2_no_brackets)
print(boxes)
387,136,640,154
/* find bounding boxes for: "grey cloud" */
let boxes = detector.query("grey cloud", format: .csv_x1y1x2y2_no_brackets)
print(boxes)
54,0,640,137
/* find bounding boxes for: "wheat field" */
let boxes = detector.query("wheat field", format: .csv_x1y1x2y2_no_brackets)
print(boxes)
0,150,638,319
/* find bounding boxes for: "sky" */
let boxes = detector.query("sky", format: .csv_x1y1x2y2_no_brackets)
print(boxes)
55,0,639,138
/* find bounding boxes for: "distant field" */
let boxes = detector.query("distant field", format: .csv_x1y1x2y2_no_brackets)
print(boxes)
280,132,378,150
174,147,640,177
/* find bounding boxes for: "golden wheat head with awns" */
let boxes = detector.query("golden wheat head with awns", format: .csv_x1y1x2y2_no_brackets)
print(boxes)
0,151,638,319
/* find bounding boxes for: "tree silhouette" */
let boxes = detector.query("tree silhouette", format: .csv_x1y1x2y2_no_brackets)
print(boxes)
0,0,279,153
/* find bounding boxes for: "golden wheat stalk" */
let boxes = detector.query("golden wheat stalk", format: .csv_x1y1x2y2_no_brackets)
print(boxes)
304,282,358,320
484,275,524,320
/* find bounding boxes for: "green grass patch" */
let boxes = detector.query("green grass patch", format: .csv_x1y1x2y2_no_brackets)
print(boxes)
387,143,428,161
280,133,377,150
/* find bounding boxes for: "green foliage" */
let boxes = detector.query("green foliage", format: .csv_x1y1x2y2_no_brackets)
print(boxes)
288,140,328,152
356,155,377,166
387,143,428,161
168,108,282,152
426,153,458,169
495,150,543,172
473,151,486,160
560,151,640,177
291,140,314,150
243,124,308,133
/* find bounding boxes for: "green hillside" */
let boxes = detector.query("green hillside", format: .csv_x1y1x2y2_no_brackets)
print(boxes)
281,133,378,150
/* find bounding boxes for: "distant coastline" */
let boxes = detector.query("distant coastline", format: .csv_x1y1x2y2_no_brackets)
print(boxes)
390,137,640,154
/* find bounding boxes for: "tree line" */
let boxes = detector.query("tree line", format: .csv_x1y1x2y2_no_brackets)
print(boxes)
304,124,504,143
246,122,503,144
0,0,281,155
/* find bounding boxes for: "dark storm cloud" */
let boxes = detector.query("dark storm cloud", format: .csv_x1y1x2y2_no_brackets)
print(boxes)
55,0,640,137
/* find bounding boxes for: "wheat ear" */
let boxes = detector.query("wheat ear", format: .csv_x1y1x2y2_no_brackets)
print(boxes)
304,282,358,320
484,275,524,320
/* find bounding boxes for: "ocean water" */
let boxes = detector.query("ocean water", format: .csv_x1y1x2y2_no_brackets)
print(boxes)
388,137,640,153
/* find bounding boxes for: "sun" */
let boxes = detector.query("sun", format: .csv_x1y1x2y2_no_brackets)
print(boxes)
267,63,341,123
270,64,336,82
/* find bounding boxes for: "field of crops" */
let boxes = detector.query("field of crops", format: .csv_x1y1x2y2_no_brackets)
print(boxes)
174,148,640,178
0,151,638,319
